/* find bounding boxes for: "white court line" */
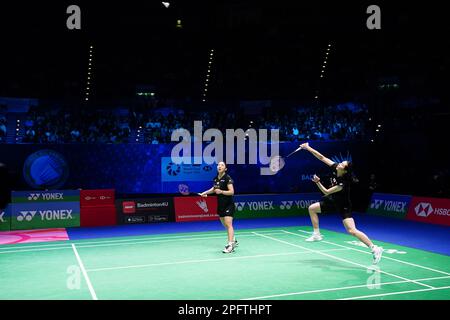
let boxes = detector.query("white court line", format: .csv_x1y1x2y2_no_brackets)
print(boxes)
0,229,288,251
254,232,434,289
242,275,450,300
339,285,450,300
70,229,288,246
75,232,286,249
72,244,98,300
293,229,450,276
0,232,286,254
86,248,350,272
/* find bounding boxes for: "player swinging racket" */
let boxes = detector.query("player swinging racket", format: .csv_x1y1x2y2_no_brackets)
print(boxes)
199,162,238,253
300,142,383,264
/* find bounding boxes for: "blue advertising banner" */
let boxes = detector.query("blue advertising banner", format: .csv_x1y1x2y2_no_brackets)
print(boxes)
10,201,81,230
234,193,321,218
0,141,368,194
367,193,412,219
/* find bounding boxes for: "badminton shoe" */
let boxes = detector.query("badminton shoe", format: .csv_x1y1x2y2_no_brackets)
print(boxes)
372,245,383,264
233,238,239,248
222,244,234,253
305,233,323,242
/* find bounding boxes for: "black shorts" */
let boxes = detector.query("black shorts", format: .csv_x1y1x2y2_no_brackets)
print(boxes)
218,203,235,218
320,197,352,220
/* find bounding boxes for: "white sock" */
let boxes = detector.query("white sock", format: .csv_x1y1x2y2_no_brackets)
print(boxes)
228,241,233,246
370,244,375,251
313,228,320,235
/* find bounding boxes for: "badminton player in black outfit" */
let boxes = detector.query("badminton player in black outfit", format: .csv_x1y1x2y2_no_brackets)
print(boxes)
200,162,238,253
300,143,383,264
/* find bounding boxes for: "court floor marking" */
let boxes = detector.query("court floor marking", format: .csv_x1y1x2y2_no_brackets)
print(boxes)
292,230,450,276
339,285,450,300
85,248,350,273
0,229,289,251
71,244,98,300
0,232,286,254
241,275,450,300
0,246,73,254
254,232,434,289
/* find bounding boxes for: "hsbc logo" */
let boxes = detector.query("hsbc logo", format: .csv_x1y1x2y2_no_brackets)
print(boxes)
415,202,433,217
414,202,450,218
280,201,293,210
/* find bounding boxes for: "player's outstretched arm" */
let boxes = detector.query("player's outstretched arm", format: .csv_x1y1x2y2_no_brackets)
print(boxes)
200,187,215,197
300,142,334,166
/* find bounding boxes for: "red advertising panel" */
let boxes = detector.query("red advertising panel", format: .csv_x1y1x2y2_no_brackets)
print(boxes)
406,197,450,226
81,207,117,227
174,196,219,222
80,189,117,227
80,189,115,207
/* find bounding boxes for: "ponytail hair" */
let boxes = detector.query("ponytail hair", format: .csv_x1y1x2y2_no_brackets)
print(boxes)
345,162,359,184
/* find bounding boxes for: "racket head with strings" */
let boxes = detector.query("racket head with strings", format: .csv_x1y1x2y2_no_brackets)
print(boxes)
268,146,302,174
269,155,286,173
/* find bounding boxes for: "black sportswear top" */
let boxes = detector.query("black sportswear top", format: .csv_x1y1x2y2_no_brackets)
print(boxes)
213,173,234,208
324,163,351,207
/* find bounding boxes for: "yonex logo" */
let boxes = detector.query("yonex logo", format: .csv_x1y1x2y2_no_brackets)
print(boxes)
17,211,37,222
17,210,73,221
28,193,64,201
196,199,209,213
280,201,294,210
370,199,384,209
0,211,4,223
235,202,246,211
415,202,433,218
28,193,40,201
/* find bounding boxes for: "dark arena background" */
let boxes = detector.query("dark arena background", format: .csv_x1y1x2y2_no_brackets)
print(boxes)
0,0,449,311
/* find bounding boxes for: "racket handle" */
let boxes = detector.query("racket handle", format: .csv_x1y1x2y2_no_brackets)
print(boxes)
287,146,303,158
